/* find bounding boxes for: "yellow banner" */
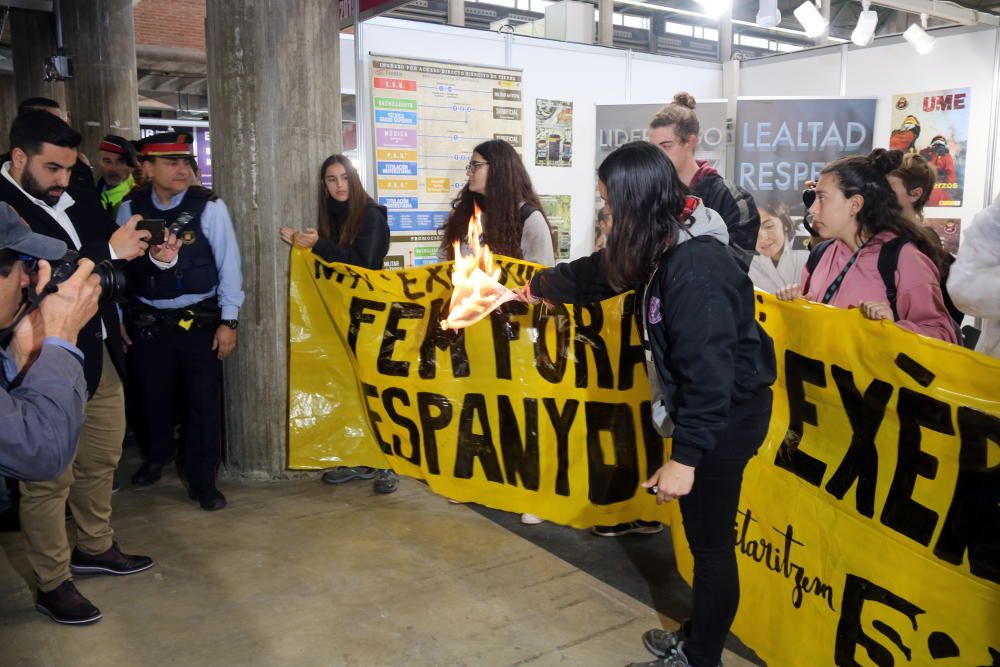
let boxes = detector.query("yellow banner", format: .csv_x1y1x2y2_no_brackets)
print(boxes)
288,248,1000,666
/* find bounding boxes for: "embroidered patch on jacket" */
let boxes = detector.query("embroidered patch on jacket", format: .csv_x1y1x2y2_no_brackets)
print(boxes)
648,296,662,325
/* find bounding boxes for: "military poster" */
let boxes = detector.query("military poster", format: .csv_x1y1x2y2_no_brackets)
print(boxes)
534,99,573,167
370,55,524,267
735,98,877,215
538,194,571,260
890,88,970,208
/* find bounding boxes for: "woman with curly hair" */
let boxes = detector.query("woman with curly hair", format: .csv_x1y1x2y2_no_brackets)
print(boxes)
439,139,554,266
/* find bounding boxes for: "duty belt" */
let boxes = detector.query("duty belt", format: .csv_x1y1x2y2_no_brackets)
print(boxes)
131,298,221,332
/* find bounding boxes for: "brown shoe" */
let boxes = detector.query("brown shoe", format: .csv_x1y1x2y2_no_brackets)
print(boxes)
70,542,154,576
35,580,102,625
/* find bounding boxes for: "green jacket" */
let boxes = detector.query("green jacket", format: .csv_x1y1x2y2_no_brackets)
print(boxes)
100,174,135,217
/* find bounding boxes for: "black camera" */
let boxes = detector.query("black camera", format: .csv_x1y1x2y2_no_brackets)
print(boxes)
49,250,126,303
43,54,74,82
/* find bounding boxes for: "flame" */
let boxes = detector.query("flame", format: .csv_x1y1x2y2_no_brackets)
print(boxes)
441,204,516,330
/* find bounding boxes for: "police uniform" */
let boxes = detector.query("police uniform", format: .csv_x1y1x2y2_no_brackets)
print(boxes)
118,133,244,511
96,134,138,217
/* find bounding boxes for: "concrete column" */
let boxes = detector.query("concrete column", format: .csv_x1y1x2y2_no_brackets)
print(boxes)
0,75,18,150
206,0,341,478
598,0,613,47
61,0,140,158
448,0,465,27
10,9,67,110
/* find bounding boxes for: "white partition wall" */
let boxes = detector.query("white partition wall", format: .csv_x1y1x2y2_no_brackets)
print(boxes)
742,25,1000,234
341,17,725,259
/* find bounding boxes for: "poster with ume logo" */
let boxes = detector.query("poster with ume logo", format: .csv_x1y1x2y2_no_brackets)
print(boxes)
890,88,970,208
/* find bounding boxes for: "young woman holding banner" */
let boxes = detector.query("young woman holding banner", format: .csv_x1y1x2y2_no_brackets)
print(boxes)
776,149,957,344
279,154,396,494
517,141,776,667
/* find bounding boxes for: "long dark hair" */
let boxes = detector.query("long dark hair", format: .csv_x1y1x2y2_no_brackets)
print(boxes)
600,141,690,290
440,139,547,259
317,154,374,246
820,149,949,276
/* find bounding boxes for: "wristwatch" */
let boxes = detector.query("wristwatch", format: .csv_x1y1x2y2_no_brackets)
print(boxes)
221,319,239,330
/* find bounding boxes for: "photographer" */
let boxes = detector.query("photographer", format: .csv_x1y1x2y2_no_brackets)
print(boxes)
0,204,99,480
0,109,156,626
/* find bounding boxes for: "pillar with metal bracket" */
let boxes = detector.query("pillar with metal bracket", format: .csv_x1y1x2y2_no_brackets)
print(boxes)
10,8,68,109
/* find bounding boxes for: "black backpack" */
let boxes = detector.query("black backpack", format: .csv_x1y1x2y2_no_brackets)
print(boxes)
805,238,964,328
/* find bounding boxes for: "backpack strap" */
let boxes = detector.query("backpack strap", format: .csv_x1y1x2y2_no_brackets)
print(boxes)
803,239,834,294
876,237,906,321
519,203,539,223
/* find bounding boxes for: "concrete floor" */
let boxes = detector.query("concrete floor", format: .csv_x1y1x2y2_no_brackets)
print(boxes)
0,468,756,667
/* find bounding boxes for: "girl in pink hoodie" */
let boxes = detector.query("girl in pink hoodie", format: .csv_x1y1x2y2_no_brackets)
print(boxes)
776,150,957,343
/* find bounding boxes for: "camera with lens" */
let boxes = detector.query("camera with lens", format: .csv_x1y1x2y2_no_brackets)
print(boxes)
49,250,127,303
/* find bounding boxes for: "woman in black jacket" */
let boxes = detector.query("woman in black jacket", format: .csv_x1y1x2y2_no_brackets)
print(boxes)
519,142,775,667
279,154,389,270
279,154,395,493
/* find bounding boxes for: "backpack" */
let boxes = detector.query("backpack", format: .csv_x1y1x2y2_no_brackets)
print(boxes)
805,238,964,328
519,203,558,257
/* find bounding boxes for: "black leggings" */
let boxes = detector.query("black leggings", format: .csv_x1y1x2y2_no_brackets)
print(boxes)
678,388,772,667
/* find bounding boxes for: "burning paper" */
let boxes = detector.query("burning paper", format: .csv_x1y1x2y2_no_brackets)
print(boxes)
441,206,516,330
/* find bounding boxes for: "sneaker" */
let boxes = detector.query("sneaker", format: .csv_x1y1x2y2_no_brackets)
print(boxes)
643,628,684,658
626,647,691,667
70,542,155,576
322,466,376,485
520,513,544,525
111,473,120,494
35,580,102,625
592,520,664,537
373,469,399,495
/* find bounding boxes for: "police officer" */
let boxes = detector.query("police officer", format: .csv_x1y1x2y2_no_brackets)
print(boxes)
96,135,139,216
118,132,244,511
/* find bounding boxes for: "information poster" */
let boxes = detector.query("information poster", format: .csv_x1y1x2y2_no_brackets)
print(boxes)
371,55,524,267
890,88,970,208
535,99,573,167
735,98,876,215
538,194,571,260
925,217,961,255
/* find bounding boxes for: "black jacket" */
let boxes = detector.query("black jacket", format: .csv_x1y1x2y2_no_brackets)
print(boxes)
690,164,760,268
530,237,775,468
0,175,126,397
313,201,390,270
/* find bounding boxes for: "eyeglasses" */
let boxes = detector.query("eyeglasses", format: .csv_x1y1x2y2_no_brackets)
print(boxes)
18,255,38,273
466,160,489,173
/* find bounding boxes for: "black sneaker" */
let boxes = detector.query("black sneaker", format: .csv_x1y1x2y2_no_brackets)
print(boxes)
322,466,376,485
643,628,684,658
189,486,227,511
111,473,121,494
70,542,154,576
373,469,399,495
131,461,164,487
35,580,103,625
591,521,664,537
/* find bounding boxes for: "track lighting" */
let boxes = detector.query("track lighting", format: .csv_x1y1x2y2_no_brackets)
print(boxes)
903,12,935,54
755,0,782,28
794,0,828,37
851,0,878,46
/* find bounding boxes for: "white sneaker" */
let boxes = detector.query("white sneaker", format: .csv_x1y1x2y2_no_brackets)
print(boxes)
520,513,544,525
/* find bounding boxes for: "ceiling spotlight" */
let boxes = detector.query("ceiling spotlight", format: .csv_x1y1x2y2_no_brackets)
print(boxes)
794,0,828,38
851,1,877,46
903,13,935,54
756,0,782,28
694,0,732,18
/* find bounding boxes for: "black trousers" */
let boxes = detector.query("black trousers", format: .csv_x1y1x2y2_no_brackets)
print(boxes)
127,319,222,492
678,387,773,667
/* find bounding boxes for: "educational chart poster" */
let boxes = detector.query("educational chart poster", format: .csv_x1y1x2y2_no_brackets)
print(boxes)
371,56,524,267
735,98,876,215
535,99,573,167
890,88,970,208
538,194,571,260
